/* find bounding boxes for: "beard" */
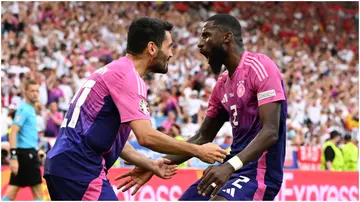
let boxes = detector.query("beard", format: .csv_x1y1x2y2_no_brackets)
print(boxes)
148,50,169,74
208,46,226,75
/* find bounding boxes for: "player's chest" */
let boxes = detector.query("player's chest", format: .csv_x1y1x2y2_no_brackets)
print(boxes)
219,78,257,113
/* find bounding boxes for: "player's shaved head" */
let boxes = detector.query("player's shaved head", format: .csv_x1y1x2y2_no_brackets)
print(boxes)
206,14,243,46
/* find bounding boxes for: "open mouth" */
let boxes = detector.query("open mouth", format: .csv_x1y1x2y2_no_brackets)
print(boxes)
199,50,210,61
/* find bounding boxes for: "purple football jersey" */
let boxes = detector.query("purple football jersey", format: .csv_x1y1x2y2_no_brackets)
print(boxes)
45,56,151,181
206,51,288,186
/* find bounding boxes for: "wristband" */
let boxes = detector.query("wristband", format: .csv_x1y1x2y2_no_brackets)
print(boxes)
10,149,17,160
227,156,243,171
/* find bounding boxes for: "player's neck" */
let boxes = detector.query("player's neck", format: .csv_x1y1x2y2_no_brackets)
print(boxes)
125,53,147,77
224,46,244,78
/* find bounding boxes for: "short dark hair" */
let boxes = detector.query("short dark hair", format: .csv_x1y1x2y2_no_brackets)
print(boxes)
126,17,173,55
330,131,341,139
157,126,166,133
344,134,352,141
25,80,38,90
206,14,243,46
171,123,181,133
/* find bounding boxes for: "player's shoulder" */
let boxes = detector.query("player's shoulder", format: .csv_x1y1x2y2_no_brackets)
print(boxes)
106,57,134,73
99,57,136,80
244,51,280,77
245,51,276,67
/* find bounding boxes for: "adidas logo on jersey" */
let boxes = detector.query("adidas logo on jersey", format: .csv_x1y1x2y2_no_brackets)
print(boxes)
222,188,235,197
221,94,228,104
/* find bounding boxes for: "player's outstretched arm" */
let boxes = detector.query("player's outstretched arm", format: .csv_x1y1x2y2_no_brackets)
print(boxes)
197,102,282,197
129,119,227,164
163,111,228,165
120,142,177,178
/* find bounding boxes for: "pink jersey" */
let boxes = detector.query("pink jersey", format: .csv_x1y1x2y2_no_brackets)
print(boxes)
45,56,151,181
206,51,287,182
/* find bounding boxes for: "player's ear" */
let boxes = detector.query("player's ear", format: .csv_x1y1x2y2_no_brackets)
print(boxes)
223,32,233,43
147,42,158,57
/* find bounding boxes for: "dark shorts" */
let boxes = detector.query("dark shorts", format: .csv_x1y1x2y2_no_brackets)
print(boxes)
9,149,42,187
179,169,281,201
44,174,118,201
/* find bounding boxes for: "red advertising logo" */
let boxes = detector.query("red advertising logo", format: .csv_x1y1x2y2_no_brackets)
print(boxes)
297,146,322,170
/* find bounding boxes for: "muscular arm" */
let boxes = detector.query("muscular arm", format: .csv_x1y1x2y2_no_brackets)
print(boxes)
233,102,282,166
130,120,201,156
130,116,226,164
120,142,155,172
164,109,228,165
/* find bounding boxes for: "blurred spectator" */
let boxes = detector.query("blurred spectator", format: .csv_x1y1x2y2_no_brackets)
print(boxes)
162,110,178,133
157,126,166,134
58,75,73,113
321,131,344,171
158,89,182,117
168,124,187,168
220,134,233,154
214,121,232,145
180,116,200,140
183,90,202,123
47,79,64,104
45,101,63,137
307,134,320,147
72,69,87,92
341,134,358,171
1,2,358,169
168,124,183,141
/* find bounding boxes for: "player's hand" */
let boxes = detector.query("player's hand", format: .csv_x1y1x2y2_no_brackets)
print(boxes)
115,158,177,196
197,163,235,198
115,166,153,195
10,159,19,176
198,143,227,164
151,158,178,179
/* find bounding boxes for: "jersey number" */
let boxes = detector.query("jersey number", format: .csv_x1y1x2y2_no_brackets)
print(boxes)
232,175,250,189
62,80,96,128
230,105,238,126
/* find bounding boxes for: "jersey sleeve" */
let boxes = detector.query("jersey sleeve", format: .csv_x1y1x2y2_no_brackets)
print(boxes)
104,65,151,123
13,106,28,128
248,55,286,107
205,81,223,118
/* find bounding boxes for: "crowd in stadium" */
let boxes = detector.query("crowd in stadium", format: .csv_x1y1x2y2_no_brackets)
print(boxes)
1,2,358,169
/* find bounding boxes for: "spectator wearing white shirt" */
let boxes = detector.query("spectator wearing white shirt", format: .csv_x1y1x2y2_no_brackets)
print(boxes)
184,90,202,123
180,116,200,140
72,69,87,92
307,98,322,125
214,122,232,145
58,75,74,113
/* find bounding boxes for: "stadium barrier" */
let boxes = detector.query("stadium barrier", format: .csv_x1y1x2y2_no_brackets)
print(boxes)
1,167,358,201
